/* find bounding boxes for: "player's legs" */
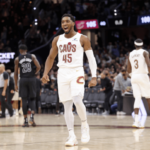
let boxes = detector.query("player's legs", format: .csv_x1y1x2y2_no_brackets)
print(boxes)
28,78,36,127
71,69,90,143
20,78,29,127
63,100,74,135
58,70,78,146
132,83,142,127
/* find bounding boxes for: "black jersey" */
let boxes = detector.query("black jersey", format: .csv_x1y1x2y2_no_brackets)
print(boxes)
19,54,35,78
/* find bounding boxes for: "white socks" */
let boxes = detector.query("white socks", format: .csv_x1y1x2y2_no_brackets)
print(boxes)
63,101,74,133
72,95,88,127
135,114,139,122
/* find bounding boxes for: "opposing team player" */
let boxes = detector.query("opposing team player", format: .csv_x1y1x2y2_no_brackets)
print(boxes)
127,39,150,128
14,44,41,127
41,14,97,146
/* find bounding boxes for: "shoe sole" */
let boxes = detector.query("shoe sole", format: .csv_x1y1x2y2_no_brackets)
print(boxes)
132,125,144,129
81,137,90,143
29,120,36,127
65,141,78,147
22,125,29,127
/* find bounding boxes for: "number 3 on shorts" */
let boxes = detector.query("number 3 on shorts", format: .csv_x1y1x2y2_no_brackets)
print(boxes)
134,59,138,69
63,54,72,63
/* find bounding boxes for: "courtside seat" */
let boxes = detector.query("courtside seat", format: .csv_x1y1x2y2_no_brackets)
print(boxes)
50,91,58,107
45,90,53,108
41,88,49,108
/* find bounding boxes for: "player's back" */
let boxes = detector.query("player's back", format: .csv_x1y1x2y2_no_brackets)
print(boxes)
129,49,148,75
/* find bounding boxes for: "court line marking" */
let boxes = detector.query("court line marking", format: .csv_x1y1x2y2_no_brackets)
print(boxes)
0,125,149,129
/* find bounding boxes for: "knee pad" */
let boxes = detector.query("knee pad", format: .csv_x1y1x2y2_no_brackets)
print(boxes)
134,97,141,109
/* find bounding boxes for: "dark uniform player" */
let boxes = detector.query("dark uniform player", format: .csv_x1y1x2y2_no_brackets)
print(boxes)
14,44,41,127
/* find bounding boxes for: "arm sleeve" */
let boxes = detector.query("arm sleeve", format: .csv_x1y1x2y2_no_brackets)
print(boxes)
85,50,97,77
3,72,8,80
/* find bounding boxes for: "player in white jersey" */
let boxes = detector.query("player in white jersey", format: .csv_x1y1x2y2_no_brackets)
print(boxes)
127,38,150,128
41,14,97,146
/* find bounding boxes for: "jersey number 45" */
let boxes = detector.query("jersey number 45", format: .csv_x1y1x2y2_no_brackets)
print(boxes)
63,54,72,63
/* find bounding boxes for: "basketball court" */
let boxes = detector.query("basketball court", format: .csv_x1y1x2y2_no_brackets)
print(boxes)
0,114,149,150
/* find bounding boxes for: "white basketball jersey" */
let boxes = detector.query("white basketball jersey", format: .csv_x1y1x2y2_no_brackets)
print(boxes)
57,33,84,68
129,49,148,74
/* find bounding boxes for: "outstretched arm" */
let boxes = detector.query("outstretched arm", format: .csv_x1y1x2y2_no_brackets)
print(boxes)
41,36,59,83
80,35,97,87
31,54,41,74
143,51,150,73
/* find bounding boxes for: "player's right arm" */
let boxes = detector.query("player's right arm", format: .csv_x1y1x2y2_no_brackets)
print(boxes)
143,51,150,73
14,57,19,91
41,36,59,84
31,54,41,74
127,53,132,74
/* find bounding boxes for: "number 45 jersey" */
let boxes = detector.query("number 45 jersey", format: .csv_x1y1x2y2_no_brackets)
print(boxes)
129,49,148,75
19,54,35,78
57,33,84,68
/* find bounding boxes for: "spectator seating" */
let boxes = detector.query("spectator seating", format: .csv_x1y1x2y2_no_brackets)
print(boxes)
40,87,106,114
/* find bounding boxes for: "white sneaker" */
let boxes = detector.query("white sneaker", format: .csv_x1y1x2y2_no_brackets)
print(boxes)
19,108,23,115
65,135,78,147
120,111,126,115
16,110,19,116
102,110,109,115
117,111,121,115
132,121,144,129
81,124,90,143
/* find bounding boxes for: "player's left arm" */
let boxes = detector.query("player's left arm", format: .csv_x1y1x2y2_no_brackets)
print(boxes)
80,35,97,87
31,54,41,74
127,53,132,75
14,57,19,91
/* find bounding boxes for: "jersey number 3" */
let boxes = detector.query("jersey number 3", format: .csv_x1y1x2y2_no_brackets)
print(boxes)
63,54,72,63
134,59,139,69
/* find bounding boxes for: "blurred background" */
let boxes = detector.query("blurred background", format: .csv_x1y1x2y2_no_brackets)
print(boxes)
0,0,150,115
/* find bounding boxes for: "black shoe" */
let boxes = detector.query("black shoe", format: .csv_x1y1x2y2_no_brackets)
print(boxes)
0,115,5,118
22,122,29,127
29,118,36,127
9,109,13,117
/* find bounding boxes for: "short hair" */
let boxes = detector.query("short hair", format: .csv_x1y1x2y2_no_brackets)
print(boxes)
61,14,75,22
18,44,28,51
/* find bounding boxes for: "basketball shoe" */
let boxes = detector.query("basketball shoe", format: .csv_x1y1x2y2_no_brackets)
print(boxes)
132,121,144,129
22,122,29,127
65,135,78,146
81,124,90,143
29,117,36,127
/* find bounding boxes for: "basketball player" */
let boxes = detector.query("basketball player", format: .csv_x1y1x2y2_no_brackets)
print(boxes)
127,39,150,128
14,44,41,127
41,14,97,146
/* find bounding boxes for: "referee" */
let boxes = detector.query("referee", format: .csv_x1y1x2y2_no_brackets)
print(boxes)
0,64,13,118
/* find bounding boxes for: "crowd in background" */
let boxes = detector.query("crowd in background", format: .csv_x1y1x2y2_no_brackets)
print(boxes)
1,0,150,52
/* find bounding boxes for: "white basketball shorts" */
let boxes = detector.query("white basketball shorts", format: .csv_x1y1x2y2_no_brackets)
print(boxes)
131,74,150,99
58,67,85,102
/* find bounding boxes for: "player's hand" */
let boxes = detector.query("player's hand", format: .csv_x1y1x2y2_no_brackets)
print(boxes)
15,85,18,92
2,90,6,96
41,74,50,84
10,90,14,94
88,77,97,88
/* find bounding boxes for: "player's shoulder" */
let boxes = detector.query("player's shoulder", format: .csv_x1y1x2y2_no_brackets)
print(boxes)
80,34,90,43
52,35,61,44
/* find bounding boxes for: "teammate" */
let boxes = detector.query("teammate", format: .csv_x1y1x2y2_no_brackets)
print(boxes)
127,38,150,128
41,14,97,146
14,44,41,127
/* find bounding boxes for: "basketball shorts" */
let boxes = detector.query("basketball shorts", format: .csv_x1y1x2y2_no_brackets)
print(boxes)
58,67,85,102
131,74,150,99
20,77,36,98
